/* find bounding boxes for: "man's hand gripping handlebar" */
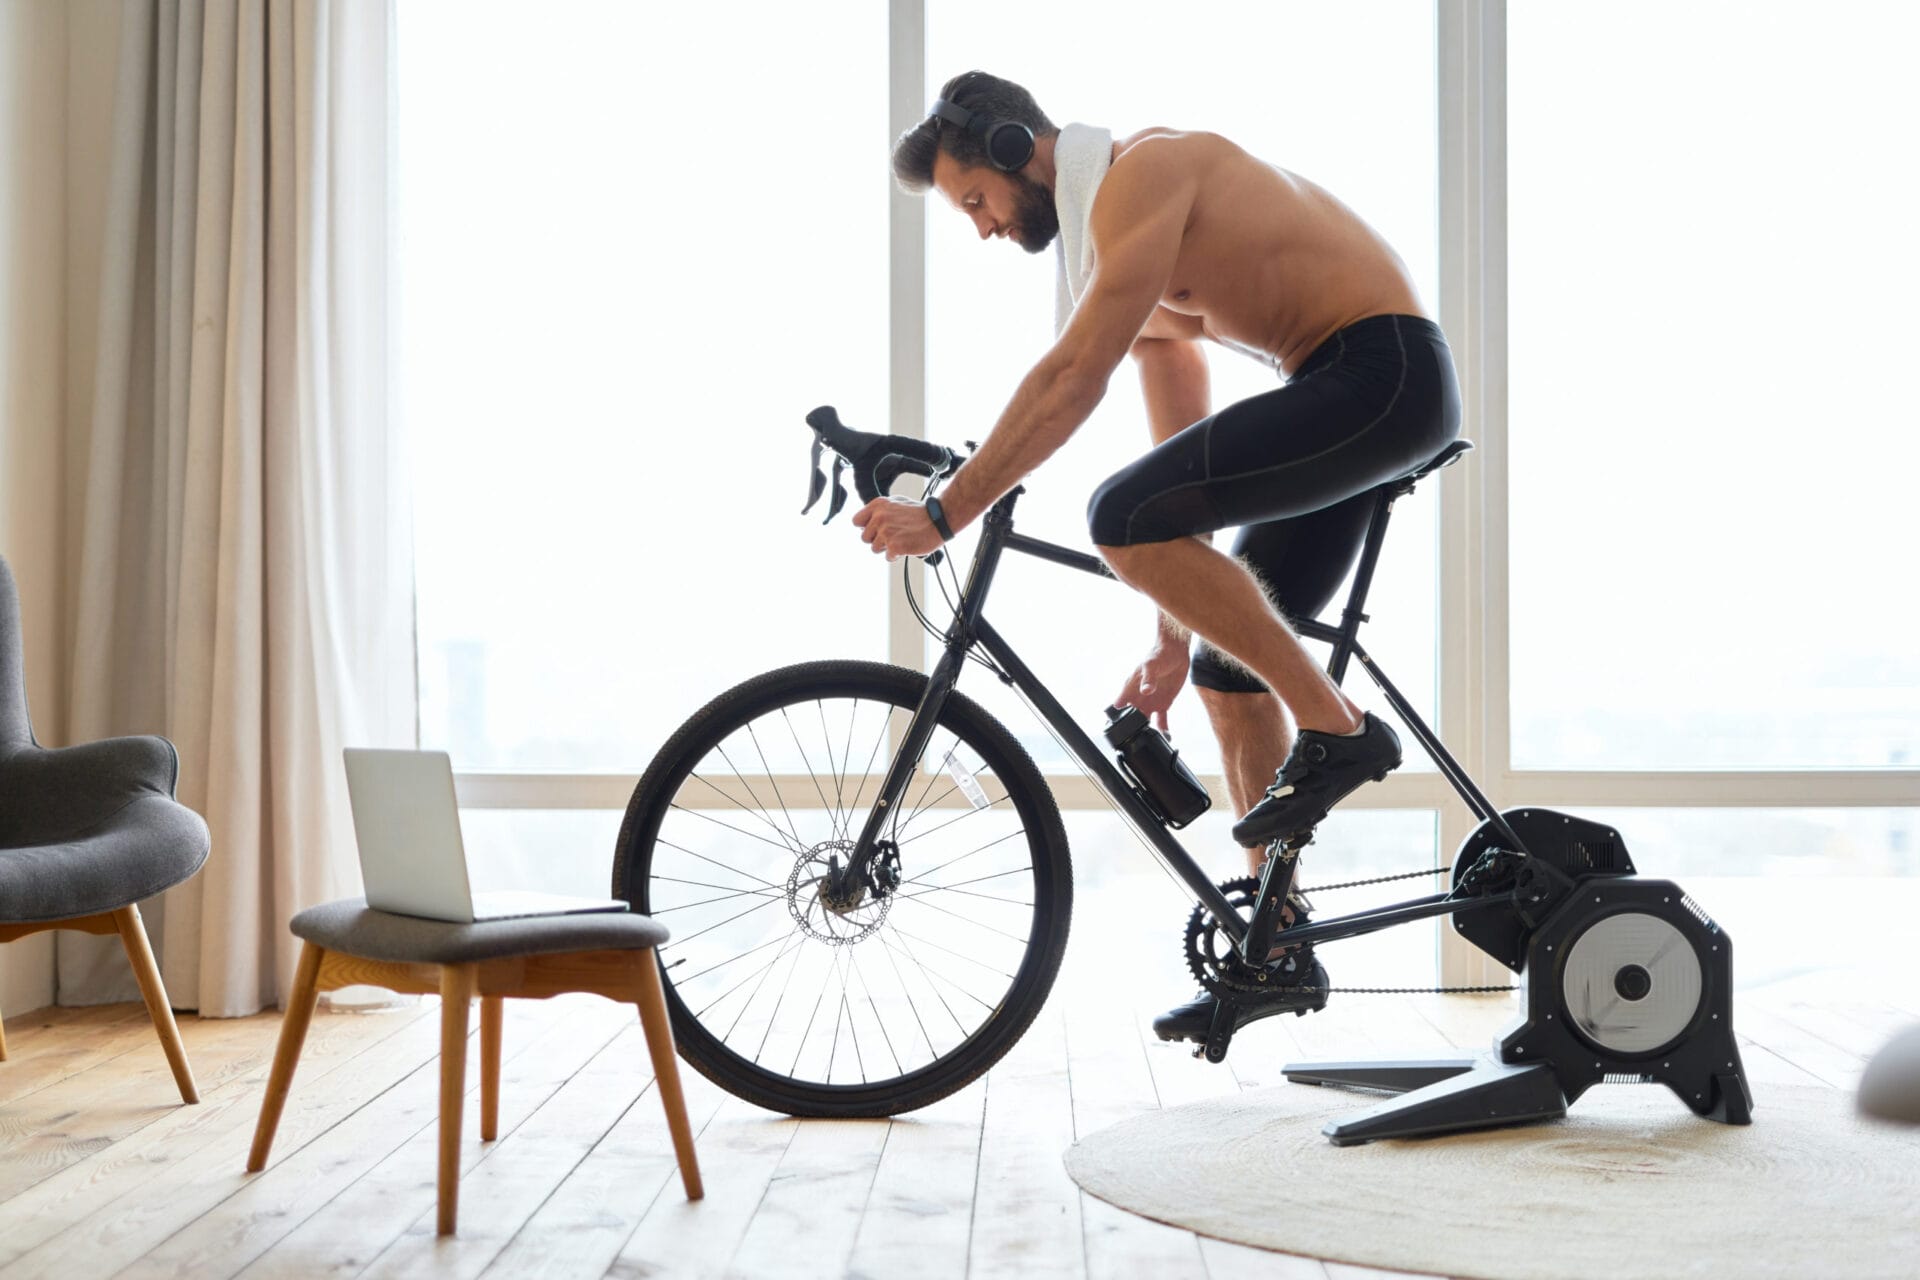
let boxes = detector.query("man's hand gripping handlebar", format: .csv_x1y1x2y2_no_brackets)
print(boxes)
801,405,963,565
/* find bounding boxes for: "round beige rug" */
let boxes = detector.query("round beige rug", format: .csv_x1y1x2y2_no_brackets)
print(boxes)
1065,1083,1920,1279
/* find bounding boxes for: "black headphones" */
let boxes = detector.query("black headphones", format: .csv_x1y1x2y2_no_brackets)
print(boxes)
928,97,1035,173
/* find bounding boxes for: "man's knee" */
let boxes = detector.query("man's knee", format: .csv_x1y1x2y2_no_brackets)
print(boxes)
1086,472,1142,550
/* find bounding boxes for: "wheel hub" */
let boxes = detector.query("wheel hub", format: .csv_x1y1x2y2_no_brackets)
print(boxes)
786,840,892,945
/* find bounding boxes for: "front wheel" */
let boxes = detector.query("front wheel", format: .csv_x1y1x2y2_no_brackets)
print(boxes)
612,659,1073,1117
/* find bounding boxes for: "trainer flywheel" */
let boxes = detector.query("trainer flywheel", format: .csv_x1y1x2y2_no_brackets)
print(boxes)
1560,911,1703,1056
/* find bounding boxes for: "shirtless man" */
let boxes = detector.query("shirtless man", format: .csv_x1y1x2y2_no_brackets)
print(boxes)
862,71,1462,1042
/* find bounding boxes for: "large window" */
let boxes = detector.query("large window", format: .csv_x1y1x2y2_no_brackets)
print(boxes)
925,0,1441,775
399,1,890,772
394,4,1916,985
1507,3,1920,772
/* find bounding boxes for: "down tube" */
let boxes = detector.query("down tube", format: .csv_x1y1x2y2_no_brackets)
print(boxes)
971,616,1246,947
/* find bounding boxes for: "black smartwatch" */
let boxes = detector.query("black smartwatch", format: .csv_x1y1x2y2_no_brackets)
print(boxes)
924,495,956,542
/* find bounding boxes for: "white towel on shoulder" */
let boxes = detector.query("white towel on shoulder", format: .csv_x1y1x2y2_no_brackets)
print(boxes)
1052,123,1114,338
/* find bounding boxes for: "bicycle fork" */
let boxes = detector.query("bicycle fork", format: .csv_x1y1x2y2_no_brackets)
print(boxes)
836,643,969,900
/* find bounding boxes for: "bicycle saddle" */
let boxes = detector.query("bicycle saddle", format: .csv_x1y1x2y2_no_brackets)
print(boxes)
801,405,958,525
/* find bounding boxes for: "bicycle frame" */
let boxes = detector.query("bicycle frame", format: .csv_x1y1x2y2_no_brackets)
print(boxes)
845,482,1529,955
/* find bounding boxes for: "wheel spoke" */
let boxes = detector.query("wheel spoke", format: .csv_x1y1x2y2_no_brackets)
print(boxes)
899,828,1029,887
879,929,974,1034
670,798,797,857
745,722,808,852
715,744,802,852
848,946,903,1078
655,836,785,891
883,929,997,1014
681,924,804,987
782,706,840,833
893,733,961,839
661,894,783,952
843,704,891,831
895,792,1013,847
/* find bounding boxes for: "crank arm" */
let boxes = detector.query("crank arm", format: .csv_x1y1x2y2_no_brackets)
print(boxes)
1200,994,1239,1063
1240,845,1302,964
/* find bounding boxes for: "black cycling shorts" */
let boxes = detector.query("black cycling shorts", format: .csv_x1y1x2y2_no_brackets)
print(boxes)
1085,313,1461,695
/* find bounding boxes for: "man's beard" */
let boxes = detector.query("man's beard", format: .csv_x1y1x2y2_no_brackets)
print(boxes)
1009,172,1060,254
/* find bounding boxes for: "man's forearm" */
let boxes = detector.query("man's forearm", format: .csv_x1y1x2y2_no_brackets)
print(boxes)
939,353,1106,531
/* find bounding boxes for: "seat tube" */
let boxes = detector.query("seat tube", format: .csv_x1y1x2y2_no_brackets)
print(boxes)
1329,490,1396,686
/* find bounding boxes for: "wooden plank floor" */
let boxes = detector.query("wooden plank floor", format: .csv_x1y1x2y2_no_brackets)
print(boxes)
0,882,1911,1280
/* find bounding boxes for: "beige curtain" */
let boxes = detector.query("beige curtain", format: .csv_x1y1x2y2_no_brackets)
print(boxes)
61,0,414,1017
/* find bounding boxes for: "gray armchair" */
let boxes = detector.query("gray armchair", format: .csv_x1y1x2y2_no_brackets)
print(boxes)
0,555,209,1102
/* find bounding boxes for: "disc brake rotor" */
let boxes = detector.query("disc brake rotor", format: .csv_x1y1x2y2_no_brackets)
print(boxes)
786,839,891,945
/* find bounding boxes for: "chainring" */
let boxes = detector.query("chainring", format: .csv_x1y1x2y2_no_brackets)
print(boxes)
1183,876,1315,999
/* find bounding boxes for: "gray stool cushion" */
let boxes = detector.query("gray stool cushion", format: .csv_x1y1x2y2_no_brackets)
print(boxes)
290,897,669,965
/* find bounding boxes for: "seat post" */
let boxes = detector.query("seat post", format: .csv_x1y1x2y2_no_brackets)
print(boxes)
1326,485,1403,686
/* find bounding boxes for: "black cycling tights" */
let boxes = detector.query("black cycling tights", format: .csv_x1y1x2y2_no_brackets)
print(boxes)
1085,313,1461,695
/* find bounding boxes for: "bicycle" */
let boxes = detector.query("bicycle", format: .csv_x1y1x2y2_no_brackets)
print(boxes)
611,406,1753,1141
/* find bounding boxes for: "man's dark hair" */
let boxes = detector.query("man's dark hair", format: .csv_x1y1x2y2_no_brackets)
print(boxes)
891,70,1058,194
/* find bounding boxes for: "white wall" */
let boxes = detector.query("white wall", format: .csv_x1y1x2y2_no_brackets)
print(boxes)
0,0,70,1017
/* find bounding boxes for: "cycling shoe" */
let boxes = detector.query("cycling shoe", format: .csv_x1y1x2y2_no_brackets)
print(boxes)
1231,712,1401,847
1151,956,1331,1043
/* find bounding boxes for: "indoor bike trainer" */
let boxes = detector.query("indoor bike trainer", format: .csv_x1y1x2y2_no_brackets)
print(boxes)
785,408,1753,1144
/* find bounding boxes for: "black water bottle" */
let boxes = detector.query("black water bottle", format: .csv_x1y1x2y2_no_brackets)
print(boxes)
1103,704,1211,828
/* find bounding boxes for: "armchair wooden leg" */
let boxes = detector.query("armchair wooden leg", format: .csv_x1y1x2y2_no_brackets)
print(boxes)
633,949,703,1200
248,941,326,1171
438,964,477,1235
480,996,503,1141
112,904,198,1104
1,1001,8,1061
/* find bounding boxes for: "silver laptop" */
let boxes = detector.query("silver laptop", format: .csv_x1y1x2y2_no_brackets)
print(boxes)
342,748,628,923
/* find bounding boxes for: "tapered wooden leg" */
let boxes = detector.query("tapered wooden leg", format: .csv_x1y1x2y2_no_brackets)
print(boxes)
480,996,503,1141
0,1001,9,1060
437,964,477,1235
247,941,326,1171
112,904,198,1104
633,950,703,1200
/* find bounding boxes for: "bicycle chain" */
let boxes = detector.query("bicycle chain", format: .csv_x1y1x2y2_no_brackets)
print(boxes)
1261,983,1518,995
1299,866,1451,893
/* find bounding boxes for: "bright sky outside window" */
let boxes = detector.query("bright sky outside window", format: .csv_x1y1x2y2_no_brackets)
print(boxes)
400,1,890,770
1508,2,1920,771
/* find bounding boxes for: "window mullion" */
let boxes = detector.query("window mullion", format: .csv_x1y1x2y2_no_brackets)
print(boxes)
1437,0,1508,987
887,0,931,712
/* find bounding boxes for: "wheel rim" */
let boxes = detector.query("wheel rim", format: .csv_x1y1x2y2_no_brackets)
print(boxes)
636,687,1051,1094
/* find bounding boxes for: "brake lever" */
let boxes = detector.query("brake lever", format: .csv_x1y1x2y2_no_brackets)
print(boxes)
824,455,849,523
801,437,827,515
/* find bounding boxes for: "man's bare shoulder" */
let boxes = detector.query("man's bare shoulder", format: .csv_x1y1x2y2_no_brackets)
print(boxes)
1095,130,1209,216
1113,127,1240,167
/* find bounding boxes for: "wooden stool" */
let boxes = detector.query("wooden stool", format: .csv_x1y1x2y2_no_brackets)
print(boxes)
244,898,703,1235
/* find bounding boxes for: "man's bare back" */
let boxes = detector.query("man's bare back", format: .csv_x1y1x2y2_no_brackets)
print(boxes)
1110,129,1426,377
